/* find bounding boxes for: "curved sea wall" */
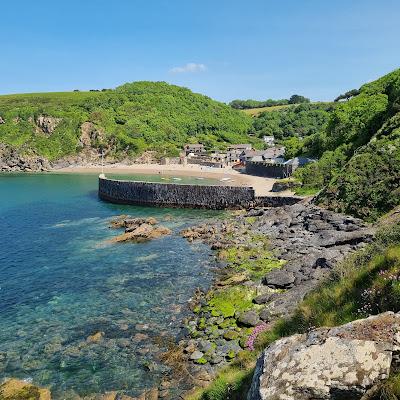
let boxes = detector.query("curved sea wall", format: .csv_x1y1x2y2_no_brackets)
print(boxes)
98,177,256,209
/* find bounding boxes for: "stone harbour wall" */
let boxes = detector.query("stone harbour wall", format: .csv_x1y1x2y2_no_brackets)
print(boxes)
98,177,256,209
246,161,292,179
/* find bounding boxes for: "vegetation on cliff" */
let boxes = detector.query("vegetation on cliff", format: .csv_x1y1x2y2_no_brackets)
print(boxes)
249,102,334,158
292,69,400,220
246,68,399,221
0,82,254,161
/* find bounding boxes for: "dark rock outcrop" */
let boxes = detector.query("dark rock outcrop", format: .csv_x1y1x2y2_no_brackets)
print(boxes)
0,144,50,172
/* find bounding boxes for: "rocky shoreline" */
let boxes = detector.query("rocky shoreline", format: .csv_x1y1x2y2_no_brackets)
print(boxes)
172,200,375,397
0,144,51,172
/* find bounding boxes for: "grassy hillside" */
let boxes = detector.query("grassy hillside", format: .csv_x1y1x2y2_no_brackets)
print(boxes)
0,82,255,161
294,68,400,220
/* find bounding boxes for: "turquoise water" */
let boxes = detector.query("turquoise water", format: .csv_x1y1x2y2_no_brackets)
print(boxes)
0,173,218,398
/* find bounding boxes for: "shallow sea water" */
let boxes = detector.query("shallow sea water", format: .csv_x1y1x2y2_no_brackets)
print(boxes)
0,173,220,398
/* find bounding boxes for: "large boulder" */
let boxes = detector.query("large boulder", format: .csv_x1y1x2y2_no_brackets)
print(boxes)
262,269,296,289
248,312,400,400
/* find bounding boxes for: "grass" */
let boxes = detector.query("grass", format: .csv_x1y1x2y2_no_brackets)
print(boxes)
376,373,400,399
187,353,256,400
294,186,321,196
242,101,333,117
242,104,294,116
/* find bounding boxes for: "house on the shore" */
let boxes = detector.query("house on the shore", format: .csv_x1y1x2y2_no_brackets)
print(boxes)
284,156,316,170
245,155,315,179
227,144,252,163
184,143,206,156
240,146,286,163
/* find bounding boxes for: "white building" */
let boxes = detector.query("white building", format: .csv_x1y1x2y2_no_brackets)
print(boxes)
263,136,275,147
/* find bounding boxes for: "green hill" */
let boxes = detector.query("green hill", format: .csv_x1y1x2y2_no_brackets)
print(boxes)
293,68,400,220
0,82,254,162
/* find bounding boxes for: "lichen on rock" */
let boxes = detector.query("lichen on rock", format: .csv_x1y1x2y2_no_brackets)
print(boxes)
247,312,400,400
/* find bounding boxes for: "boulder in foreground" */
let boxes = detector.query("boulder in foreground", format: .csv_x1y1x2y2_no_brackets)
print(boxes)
248,312,400,400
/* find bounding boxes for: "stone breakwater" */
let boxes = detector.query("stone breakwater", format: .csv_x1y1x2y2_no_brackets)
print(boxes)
98,177,303,210
99,176,256,209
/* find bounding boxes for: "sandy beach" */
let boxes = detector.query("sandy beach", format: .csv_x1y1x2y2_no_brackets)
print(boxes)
55,163,293,196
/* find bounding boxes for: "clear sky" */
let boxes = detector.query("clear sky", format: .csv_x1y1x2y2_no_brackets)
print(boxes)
1,0,399,102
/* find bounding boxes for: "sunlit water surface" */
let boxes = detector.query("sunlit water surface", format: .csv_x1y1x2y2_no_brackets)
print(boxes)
0,173,220,398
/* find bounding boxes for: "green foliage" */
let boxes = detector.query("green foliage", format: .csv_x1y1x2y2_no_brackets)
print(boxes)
334,88,360,102
317,134,400,220
288,94,310,104
0,82,255,160
229,94,309,110
229,98,289,110
325,93,388,151
196,367,254,400
250,103,333,142
292,68,400,220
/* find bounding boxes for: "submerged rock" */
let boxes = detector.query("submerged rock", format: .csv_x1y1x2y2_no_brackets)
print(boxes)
108,216,171,243
86,331,104,343
248,312,400,400
110,224,171,243
0,378,51,400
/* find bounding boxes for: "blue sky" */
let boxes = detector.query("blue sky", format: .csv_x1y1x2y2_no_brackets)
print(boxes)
1,0,399,102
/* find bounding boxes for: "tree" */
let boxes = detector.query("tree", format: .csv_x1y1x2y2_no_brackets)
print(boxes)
288,94,310,104
334,89,360,102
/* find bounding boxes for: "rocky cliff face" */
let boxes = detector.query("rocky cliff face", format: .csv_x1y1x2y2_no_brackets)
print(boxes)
248,312,400,400
0,144,50,172
35,115,61,136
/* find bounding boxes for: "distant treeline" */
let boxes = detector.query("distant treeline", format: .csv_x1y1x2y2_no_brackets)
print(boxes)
229,94,310,109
